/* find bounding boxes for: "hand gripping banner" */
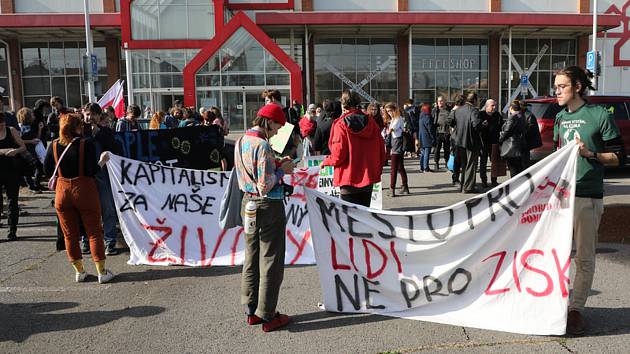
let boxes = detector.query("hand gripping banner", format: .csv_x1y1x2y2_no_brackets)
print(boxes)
305,142,579,335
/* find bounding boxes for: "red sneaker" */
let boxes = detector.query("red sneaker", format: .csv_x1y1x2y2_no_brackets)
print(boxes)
262,313,290,332
247,314,263,325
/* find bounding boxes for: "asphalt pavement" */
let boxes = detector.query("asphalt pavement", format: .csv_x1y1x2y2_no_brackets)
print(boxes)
1,158,629,353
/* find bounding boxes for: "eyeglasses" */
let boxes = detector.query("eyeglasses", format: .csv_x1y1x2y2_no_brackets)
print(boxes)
553,84,571,92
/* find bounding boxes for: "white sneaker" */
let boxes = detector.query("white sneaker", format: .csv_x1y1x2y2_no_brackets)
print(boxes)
76,271,88,283
98,270,115,284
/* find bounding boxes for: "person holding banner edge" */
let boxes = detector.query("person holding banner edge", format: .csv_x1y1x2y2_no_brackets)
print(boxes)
234,103,295,332
553,66,623,336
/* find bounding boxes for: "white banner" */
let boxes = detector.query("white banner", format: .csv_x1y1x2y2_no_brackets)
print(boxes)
105,154,317,266
305,142,579,335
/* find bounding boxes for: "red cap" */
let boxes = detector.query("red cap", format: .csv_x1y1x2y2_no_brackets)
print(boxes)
257,103,286,126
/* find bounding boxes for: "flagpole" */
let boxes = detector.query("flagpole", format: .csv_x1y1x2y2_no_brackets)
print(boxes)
84,0,96,103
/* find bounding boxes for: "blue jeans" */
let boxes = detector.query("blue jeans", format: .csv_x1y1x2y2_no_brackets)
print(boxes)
420,147,431,171
96,169,118,247
82,169,118,248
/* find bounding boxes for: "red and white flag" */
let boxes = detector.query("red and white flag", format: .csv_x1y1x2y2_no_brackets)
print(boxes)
98,79,125,119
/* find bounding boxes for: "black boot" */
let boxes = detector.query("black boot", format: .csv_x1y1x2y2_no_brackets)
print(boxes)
7,228,17,241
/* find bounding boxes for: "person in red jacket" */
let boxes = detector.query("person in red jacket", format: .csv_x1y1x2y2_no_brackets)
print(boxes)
321,90,385,207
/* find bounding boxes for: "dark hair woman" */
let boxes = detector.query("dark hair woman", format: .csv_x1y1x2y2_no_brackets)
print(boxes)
499,100,528,177
418,103,435,172
44,113,115,284
0,113,27,240
234,103,295,332
384,102,409,197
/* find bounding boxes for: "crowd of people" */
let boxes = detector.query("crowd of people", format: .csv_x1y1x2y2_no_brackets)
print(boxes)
0,65,623,336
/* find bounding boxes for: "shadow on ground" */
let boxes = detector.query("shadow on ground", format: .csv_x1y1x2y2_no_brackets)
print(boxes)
115,265,242,282
0,302,165,343
286,310,394,333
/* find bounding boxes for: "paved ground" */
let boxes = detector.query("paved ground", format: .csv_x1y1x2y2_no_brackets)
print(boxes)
1,158,629,353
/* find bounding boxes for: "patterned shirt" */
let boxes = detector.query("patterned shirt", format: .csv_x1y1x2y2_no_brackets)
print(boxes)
234,129,284,200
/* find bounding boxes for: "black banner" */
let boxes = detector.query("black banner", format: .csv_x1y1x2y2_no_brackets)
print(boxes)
114,126,225,170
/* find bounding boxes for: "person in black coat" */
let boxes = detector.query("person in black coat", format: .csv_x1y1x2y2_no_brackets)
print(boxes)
312,100,339,156
499,101,528,177
478,99,503,187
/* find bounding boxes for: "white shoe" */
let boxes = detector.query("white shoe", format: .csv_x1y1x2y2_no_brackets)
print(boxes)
75,271,88,283
98,270,115,284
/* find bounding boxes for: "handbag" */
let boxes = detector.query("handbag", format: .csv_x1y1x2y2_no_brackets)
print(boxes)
447,153,455,172
48,138,79,191
500,134,524,159
402,131,415,152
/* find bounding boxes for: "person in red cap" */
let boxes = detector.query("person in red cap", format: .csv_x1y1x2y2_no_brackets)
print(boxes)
321,89,385,207
234,103,295,332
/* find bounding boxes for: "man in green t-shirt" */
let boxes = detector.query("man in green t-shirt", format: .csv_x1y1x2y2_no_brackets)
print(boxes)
553,66,623,336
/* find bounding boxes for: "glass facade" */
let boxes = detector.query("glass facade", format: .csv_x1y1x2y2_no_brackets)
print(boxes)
314,37,397,104
0,43,9,110
411,37,488,104
130,49,199,111
21,41,109,109
131,0,215,41
195,27,291,131
500,38,576,106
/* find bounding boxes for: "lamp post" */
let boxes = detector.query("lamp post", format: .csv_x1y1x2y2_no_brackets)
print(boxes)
83,0,96,103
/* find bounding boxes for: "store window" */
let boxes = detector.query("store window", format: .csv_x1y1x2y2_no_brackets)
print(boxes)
21,41,109,109
314,37,397,104
0,43,10,110
195,27,292,131
411,37,488,104
130,48,199,110
131,0,215,41
500,38,576,107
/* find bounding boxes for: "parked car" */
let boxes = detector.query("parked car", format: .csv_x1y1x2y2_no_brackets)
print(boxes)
525,96,630,165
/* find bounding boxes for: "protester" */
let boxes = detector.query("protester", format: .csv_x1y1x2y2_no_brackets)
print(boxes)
33,99,51,147
116,104,140,132
432,96,451,170
499,101,528,177
523,104,543,167
479,99,503,186
384,102,409,197
210,107,229,135
164,107,179,129
0,112,27,241
367,102,384,130
322,90,385,206
315,105,323,120
418,103,435,173
299,104,318,154
403,99,419,150
450,92,482,193
312,100,338,156
0,99,18,130
87,103,122,256
47,96,68,140
17,108,45,192
104,106,117,124
552,66,623,335
149,111,167,130
234,103,295,332
178,107,199,127
44,113,115,283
